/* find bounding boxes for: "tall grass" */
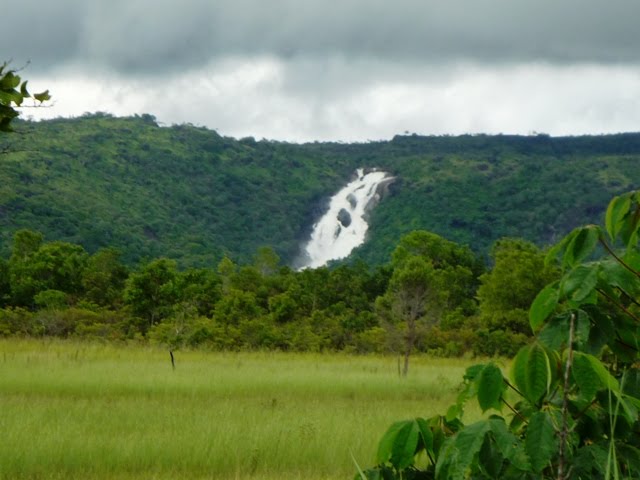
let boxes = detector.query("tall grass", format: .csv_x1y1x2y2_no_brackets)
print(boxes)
0,339,479,479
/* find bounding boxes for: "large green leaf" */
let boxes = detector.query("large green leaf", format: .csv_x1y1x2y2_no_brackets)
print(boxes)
565,225,600,267
573,352,619,401
415,417,434,456
585,307,615,355
0,71,20,89
573,444,610,478
545,230,575,267
19,80,30,97
622,368,640,400
599,260,640,295
529,282,560,332
512,343,553,404
606,193,632,242
389,421,420,470
487,419,530,471
435,420,491,480
614,391,639,426
538,314,569,351
33,90,51,103
538,310,590,351
376,421,408,464
623,248,640,273
572,354,603,401
617,196,640,249
525,411,557,472
561,264,600,303
585,353,619,393
476,363,505,412
376,419,424,470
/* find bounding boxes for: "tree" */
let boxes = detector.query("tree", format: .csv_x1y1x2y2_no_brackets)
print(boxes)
359,191,640,479
217,255,236,294
174,267,221,317
9,233,88,306
10,229,43,260
252,246,280,276
81,248,129,308
477,238,559,334
123,258,178,329
377,231,480,375
377,256,442,376
392,231,483,314
0,62,50,132
8,229,44,306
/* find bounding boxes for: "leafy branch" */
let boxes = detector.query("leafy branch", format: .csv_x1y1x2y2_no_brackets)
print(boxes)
357,191,640,480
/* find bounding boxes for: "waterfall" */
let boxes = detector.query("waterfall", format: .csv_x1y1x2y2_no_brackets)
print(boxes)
298,168,393,269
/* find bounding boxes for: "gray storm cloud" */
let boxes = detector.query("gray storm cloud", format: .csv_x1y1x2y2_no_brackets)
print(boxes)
5,0,640,142
4,0,640,74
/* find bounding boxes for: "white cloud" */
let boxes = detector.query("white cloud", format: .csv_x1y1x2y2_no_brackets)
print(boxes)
8,0,640,141
23,59,640,142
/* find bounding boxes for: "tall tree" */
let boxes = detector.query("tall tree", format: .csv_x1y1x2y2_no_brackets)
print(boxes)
392,230,483,314
9,232,88,306
81,248,129,308
477,238,559,334
377,231,481,375
377,256,442,376
123,258,178,329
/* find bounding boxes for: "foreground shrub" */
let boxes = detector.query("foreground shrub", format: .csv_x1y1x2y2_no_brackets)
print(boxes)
358,191,640,479
0,307,33,336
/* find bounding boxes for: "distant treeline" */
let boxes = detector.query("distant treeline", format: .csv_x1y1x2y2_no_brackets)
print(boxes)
0,228,557,357
1,113,639,267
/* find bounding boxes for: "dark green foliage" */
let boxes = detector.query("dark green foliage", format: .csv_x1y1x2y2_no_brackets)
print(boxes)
8,230,88,306
0,223,540,354
2,116,640,267
0,257,9,306
360,191,640,479
0,62,49,132
123,258,179,328
81,248,129,309
478,238,559,336
376,231,483,374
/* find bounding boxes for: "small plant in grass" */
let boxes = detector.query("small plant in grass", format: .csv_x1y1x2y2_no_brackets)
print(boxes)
358,191,640,479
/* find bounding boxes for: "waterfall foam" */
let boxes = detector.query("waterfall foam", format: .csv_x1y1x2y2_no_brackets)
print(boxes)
298,168,393,269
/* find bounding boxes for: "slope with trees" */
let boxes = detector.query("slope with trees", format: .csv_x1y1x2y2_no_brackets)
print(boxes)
1,115,639,267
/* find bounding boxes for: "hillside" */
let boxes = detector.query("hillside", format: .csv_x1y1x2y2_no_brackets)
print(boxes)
1,113,639,266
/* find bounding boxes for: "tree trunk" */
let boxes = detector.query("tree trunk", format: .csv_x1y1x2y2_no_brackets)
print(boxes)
403,317,417,377
403,347,410,377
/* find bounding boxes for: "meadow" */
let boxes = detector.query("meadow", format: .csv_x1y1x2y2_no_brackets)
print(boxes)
0,339,483,479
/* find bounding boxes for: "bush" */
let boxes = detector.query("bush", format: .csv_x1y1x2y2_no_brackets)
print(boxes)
0,307,33,336
358,191,640,479
471,328,529,357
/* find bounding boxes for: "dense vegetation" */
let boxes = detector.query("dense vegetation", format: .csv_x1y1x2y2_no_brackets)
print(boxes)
1,114,639,267
361,192,640,479
0,225,556,358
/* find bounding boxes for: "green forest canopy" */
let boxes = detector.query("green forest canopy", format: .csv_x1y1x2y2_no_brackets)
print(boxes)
1,113,639,267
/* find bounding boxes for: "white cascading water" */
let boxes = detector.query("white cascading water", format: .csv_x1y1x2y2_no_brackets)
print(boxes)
299,168,393,269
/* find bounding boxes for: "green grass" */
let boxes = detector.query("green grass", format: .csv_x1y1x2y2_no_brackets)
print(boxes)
0,339,481,479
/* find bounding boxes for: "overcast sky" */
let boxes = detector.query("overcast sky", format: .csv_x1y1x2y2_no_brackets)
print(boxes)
4,0,640,142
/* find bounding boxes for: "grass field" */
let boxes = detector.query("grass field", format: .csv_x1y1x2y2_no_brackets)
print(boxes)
0,339,484,479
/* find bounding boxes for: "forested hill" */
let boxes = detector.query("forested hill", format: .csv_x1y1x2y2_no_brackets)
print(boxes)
1,113,639,267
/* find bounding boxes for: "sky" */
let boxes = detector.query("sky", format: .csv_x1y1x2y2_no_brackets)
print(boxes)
4,0,640,142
